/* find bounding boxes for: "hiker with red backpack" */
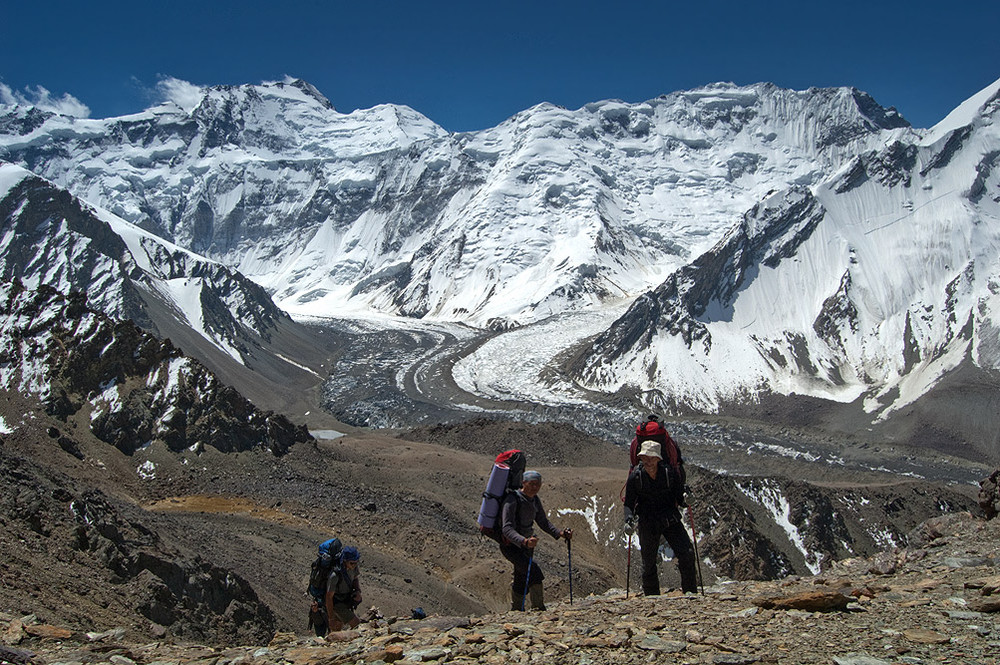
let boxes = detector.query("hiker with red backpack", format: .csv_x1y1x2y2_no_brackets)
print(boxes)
499,470,573,611
623,415,699,595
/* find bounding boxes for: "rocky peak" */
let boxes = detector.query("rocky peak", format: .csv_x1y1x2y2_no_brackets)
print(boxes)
0,279,310,455
0,163,290,364
572,186,827,378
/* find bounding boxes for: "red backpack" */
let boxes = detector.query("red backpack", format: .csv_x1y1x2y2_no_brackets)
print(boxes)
622,417,686,505
629,418,682,470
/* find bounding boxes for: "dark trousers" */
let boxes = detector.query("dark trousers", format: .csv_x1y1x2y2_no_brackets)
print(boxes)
499,542,544,593
638,512,698,594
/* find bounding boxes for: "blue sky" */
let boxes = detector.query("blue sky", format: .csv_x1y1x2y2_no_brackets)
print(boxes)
1,0,998,132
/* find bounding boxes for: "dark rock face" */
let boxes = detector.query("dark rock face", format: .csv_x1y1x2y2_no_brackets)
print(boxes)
0,280,311,456
0,172,289,361
686,469,977,582
0,450,276,645
833,140,919,194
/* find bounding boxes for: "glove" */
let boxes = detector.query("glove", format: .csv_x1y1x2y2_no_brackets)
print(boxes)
623,508,637,534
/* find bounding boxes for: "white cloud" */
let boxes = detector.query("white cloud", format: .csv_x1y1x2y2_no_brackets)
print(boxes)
156,77,204,113
0,83,90,118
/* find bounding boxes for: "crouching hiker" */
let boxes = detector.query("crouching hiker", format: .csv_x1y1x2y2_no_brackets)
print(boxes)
325,546,363,633
624,441,698,594
500,470,573,611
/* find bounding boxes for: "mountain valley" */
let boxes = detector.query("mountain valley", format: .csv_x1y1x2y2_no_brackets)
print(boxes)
2,74,1000,659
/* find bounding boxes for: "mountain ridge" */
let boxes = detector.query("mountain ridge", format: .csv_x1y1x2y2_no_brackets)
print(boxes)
0,78,916,326
564,77,1000,457
3,76,1000,462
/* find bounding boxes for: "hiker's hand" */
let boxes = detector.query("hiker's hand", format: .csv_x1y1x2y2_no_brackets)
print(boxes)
352,591,362,603
624,517,637,535
561,528,573,541
525,536,539,548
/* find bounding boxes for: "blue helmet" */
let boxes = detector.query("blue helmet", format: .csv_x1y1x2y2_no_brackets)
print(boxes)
340,546,360,563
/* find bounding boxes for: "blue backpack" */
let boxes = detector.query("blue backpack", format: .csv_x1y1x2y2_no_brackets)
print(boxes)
307,538,343,600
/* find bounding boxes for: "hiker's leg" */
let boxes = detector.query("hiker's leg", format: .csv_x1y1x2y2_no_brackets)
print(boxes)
325,594,343,633
341,605,361,629
528,583,545,610
500,543,530,610
637,519,661,596
526,560,546,610
527,559,544,586
664,518,698,593
329,604,358,632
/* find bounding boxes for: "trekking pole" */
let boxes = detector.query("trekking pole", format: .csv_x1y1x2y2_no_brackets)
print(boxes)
567,539,573,605
522,548,534,611
686,505,705,595
625,534,632,599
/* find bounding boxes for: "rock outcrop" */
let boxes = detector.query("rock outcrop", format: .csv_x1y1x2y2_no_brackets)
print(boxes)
0,279,311,455
0,450,276,646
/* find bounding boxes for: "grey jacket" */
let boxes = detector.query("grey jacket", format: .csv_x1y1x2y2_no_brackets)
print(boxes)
500,490,562,548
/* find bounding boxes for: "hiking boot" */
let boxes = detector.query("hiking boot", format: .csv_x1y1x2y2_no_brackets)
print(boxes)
510,588,525,611
529,583,546,610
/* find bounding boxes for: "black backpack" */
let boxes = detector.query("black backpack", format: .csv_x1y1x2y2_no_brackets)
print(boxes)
307,537,343,600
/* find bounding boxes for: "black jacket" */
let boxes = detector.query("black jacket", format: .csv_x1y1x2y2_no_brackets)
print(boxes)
623,462,683,521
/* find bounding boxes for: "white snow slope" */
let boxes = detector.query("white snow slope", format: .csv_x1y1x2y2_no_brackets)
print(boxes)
0,79,911,328
572,77,1000,422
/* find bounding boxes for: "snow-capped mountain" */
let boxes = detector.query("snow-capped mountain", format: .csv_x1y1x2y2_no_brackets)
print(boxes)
571,77,1000,457
3,75,999,458
0,163,288,364
0,78,910,328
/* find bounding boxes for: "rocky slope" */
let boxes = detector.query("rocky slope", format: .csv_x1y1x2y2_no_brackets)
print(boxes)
0,445,276,646
0,279,310,455
0,368,983,648
3,512,998,664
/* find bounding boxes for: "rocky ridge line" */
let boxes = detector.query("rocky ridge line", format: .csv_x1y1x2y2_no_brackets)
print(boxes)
3,512,998,665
